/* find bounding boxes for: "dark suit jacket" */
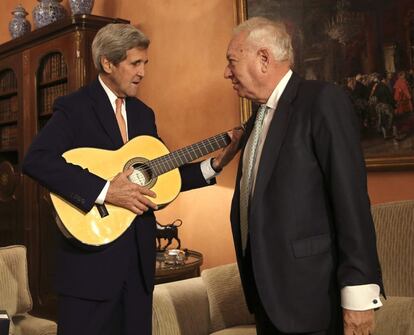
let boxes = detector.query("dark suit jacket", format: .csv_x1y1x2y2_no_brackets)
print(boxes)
231,72,383,333
23,79,211,300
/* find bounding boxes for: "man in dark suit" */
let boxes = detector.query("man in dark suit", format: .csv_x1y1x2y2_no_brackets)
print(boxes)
23,24,239,335
216,17,384,335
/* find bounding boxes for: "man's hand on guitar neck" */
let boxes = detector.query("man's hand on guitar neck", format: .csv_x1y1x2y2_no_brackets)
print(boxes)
212,126,244,172
106,167,158,215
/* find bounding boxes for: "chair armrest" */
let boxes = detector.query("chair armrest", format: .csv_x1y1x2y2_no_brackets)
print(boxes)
12,313,57,335
374,296,414,335
152,277,210,335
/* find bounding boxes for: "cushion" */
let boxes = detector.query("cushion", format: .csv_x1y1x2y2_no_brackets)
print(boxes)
152,277,210,335
374,296,414,335
0,246,32,317
201,263,255,333
12,314,57,335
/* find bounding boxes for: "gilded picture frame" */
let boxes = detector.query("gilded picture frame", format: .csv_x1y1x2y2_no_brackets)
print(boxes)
234,0,414,171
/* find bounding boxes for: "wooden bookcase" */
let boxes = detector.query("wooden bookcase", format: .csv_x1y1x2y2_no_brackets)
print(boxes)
0,14,128,318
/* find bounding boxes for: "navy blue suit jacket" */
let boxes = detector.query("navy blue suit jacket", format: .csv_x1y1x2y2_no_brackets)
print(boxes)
23,79,211,300
231,72,384,333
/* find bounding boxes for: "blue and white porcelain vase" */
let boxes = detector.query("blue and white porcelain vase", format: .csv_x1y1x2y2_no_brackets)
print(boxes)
32,0,67,29
8,4,31,39
69,0,94,15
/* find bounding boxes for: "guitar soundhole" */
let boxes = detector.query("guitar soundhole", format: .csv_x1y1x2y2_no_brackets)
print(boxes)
130,163,151,186
124,158,157,189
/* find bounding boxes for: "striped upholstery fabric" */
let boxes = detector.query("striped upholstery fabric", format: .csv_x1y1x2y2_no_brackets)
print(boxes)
152,277,210,335
371,200,414,335
0,245,57,335
152,264,256,335
0,245,32,317
371,200,414,297
374,296,414,335
201,263,255,333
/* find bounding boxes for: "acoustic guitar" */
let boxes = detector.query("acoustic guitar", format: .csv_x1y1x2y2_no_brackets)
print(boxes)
51,132,230,246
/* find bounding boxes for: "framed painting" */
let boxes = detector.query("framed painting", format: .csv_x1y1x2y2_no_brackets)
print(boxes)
234,0,414,170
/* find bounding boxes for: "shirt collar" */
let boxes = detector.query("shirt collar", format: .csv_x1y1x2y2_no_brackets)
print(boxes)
98,75,120,107
265,69,293,110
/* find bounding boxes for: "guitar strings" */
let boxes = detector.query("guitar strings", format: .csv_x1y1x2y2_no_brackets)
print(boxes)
137,133,228,176
151,133,229,174
128,133,229,182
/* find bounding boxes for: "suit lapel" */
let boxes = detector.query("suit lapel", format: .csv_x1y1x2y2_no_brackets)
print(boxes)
87,79,124,148
250,73,302,213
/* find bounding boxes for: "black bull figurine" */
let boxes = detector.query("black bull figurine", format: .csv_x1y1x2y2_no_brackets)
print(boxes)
156,219,183,251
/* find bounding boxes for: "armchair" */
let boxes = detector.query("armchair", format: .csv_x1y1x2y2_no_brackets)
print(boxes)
371,200,414,335
152,263,255,335
0,245,57,335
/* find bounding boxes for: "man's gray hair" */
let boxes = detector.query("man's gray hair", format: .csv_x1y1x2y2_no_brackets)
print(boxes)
92,23,150,73
235,17,294,65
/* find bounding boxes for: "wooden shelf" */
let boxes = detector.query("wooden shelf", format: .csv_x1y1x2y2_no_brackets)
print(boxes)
38,77,67,89
0,147,17,153
0,118,17,126
0,90,17,98
0,151,18,166
39,111,53,118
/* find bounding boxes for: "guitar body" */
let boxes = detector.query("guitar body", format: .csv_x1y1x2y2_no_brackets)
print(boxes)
50,136,181,246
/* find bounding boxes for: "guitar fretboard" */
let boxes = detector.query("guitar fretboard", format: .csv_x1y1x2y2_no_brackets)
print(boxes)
148,132,230,177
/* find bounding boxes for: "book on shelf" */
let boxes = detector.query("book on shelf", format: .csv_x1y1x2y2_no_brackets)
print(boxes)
40,86,52,116
0,98,13,122
42,56,50,83
0,95,18,122
0,100,8,122
42,53,67,82
61,56,67,77
0,70,17,94
39,89,45,115
38,76,69,116
51,54,55,81
0,124,17,150
10,95,18,119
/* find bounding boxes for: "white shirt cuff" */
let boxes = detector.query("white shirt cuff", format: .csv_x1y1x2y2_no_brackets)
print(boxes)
201,158,220,183
96,181,110,204
341,284,382,310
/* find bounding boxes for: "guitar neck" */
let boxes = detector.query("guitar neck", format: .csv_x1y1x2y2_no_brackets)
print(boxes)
149,132,230,177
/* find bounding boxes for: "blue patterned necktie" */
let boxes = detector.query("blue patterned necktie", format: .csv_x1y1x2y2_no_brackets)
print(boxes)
239,104,269,254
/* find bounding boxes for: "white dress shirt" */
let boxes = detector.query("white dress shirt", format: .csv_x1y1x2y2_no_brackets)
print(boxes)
95,76,217,204
242,69,382,311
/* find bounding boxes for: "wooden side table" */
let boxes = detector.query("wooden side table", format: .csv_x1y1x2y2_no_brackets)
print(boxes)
155,249,203,284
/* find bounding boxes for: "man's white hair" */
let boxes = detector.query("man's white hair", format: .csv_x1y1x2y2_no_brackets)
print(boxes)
234,17,294,65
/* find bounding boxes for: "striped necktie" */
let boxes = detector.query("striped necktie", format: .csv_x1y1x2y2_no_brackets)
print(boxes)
239,104,269,254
